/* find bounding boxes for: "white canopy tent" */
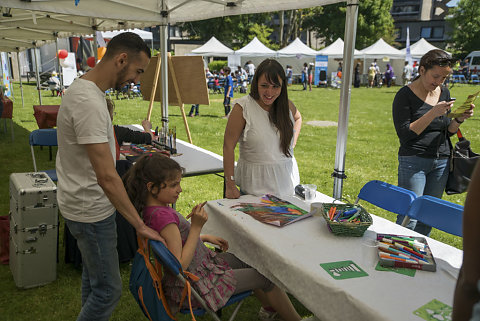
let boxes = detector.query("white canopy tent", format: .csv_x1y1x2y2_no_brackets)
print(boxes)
190,36,234,56
318,38,361,58
356,38,404,59
234,37,276,57
1,0,359,201
400,38,448,60
276,37,319,57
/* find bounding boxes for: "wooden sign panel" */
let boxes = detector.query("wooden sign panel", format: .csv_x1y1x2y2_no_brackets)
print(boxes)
140,55,210,106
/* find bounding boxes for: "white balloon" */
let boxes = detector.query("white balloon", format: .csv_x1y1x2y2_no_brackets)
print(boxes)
59,58,69,68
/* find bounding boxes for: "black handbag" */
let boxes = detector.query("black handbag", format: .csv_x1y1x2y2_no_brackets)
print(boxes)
445,129,480,195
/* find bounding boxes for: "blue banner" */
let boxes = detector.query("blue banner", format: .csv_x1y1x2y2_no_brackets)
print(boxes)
1,52,11,97
314,55,328,86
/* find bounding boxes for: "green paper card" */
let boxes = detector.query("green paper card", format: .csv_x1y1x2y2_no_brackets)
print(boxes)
413,299,452,321
375,262,416,277
320,260,368,280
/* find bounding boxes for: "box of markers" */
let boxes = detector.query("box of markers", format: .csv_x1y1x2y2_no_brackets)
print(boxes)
376,233,437,272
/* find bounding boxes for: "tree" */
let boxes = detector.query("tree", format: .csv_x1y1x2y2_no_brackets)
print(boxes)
302,0,396,48
447,0,480,55
179,13,275,50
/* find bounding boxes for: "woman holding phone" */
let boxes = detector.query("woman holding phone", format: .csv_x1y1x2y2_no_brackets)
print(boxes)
392,49,474,236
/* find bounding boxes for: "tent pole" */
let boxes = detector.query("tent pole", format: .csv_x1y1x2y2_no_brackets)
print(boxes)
332,0,359,199
55,35,64,95
33,44,43,105
160,24,169,133
16,51,24,108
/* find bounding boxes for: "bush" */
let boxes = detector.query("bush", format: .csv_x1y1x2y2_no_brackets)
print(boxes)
208,60,228,72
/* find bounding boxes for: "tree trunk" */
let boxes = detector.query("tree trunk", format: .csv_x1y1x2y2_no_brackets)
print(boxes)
279,10,285,46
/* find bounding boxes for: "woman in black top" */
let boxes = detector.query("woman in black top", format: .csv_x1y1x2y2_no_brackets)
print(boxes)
392,49,474,236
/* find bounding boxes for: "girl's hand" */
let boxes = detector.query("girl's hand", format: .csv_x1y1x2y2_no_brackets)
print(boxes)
457,104,475,122
225,184,241,199
202,235,229,251
186,202,208,228
432,100,454,117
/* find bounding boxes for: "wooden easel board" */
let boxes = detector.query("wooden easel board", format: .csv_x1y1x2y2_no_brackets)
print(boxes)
140,55,209,106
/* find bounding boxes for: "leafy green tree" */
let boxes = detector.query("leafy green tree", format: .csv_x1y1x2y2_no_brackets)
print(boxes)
447,0,480,55
302,0,396,48
178,14,275,50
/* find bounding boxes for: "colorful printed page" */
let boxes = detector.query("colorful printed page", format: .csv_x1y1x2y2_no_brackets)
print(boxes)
449,90,479,118
320,260,368,280
413,299,452,321
230,194,311,227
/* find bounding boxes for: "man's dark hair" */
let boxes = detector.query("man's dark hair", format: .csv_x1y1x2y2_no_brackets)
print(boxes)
103,32,151,60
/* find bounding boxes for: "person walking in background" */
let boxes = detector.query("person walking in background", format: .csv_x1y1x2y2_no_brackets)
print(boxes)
286,65,293,86
302,63,308,90
384,63,394,87
402,61,413,86
354,63,361,88
223,66,233,117
55,32,163,321
223,58,302,200
453,162,480,321
368,63,376,88
188,104,199,117
308,63,314,91
392,49,475,236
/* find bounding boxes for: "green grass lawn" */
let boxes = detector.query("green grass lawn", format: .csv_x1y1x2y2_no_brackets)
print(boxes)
0,81,478,320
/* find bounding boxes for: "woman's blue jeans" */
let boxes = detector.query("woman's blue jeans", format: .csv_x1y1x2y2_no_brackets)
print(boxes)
65,213,122,321
395,155,449,236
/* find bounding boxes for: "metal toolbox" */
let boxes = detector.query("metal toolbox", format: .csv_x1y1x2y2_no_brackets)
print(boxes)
9,172,58,289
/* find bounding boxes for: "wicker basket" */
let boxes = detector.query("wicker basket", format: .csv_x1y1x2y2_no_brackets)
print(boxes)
320,202,373,237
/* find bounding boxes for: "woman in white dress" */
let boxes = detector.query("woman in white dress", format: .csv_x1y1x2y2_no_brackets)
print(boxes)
223,59,302,199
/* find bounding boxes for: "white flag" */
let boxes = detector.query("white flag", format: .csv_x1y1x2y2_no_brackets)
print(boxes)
405,27,412,66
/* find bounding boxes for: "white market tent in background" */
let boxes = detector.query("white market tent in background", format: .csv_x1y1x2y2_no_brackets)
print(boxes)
1,0,359,202
356,38,404,59
101,28,153,41
318,38,361,58
234,37,276,57
190,36,234,56
276,37,319,57
400,37,448,59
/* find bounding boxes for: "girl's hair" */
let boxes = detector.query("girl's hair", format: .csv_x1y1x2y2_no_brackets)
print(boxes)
123,153,183,215
249,58,293,157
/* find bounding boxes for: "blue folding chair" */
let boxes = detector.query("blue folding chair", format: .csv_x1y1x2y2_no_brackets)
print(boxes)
147,240,251,321
403,195,464,237
29,128,58,182
355,180,417,215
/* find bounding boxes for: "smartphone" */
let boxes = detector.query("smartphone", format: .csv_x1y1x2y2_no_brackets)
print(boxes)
448,97,456,102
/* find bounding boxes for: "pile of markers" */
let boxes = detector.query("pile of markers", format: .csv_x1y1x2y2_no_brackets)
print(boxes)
328,206,362,223
153,126,177,154
377,235,431,266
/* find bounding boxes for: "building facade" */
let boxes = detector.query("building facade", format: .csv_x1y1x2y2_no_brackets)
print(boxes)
392,0,453,48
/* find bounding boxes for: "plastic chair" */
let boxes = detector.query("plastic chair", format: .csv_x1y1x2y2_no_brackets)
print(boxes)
29,128,58,182
403,195,464,237
149,240,252,321
355,180,417,215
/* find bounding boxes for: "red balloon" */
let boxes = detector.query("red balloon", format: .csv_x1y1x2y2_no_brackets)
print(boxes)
87,56,96,68
58,49,68,59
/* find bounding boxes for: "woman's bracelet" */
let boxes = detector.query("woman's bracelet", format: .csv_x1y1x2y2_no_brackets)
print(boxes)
454,117,464,124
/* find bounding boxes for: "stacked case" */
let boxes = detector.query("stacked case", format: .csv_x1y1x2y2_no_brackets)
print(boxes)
9,172,58,288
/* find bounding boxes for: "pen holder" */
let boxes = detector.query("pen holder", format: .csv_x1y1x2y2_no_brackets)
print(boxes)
320,202,373,237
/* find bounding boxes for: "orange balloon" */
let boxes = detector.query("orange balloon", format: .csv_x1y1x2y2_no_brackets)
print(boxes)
97,47,106,60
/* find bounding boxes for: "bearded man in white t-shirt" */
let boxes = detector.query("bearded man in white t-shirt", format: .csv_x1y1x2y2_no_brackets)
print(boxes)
56,32,162,321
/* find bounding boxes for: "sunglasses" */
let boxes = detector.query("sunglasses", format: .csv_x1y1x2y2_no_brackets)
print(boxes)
432,57,456,67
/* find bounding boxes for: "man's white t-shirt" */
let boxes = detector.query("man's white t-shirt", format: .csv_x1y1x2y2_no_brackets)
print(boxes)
56,78,116,223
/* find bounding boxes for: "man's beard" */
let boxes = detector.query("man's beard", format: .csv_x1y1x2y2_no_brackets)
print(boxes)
114,65,128,91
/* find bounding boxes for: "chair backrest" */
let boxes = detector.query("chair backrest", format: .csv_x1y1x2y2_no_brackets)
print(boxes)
356,180,417,215
29,128,58,147
149,240,182,277
407,195,464,237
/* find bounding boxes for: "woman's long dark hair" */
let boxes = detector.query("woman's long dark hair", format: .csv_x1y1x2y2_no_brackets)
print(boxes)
123,153,183,215
249,59,293,157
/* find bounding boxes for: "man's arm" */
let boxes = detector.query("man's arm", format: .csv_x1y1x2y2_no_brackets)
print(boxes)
85,142,163,242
